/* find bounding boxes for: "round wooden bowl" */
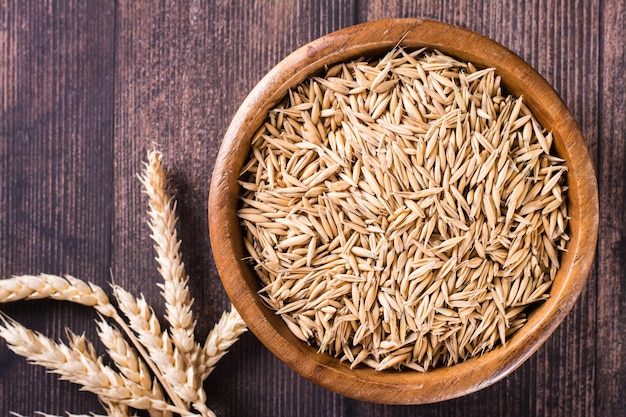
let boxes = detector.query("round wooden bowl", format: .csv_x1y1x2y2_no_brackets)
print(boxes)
209,19,598,404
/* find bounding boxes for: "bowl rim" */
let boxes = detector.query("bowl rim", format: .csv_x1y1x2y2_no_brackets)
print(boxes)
209,18,599,404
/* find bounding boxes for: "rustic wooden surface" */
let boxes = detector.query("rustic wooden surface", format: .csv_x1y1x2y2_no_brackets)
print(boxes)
0,1,622,416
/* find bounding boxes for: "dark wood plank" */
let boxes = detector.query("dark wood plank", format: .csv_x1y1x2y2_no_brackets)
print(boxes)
0,0,621,416
354,1,600,417
0,0,115,415
596,0,626,415
112,2,356,417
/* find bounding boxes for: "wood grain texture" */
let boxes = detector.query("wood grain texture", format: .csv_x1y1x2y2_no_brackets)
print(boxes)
113,1,356,416
596,0,626,416
210,15,598,408
0,0,621,416
0,0,115,414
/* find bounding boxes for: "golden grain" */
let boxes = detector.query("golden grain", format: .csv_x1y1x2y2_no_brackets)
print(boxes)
239,48,568,372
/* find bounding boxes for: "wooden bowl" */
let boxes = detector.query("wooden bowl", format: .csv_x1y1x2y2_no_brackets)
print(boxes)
209,19,598,404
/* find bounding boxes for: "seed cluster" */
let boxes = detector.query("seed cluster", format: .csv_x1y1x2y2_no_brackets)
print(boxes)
0,152,247,416
238,48,568,371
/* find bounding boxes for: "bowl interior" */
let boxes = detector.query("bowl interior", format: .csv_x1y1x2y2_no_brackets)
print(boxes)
209,18,598,404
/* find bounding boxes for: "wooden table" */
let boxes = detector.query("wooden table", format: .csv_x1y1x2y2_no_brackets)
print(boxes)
1,1,623,416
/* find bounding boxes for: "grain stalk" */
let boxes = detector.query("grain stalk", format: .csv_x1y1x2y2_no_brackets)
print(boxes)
0,150,247,416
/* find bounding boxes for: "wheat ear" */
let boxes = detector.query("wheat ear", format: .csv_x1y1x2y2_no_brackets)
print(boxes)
0,275,184,415
14,413,108,417
140,150,216,416
96,318,174,417
200,305,247,380
0,314,190,416
96,318,157,402
0,315,133,404
113,286,215,416
10,413,114,417
16,403,134,417
0,274,116,318
100,402,132,417
0,151,236,416
140,150,197,356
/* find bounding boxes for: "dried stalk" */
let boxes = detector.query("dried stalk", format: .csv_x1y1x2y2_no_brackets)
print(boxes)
0,150,247,416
